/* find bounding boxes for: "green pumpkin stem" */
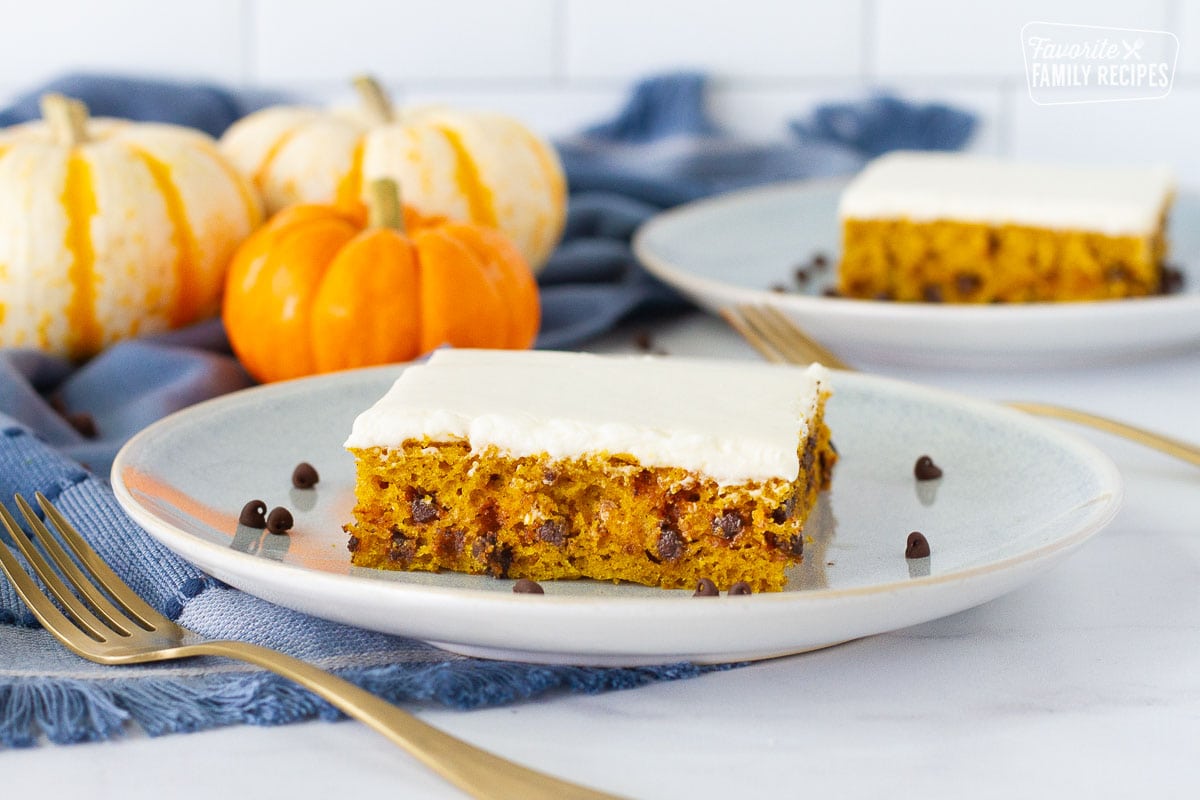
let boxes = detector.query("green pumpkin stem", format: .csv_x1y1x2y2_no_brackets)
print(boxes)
40,93,90,146
352,75,395,124
368,178,404,232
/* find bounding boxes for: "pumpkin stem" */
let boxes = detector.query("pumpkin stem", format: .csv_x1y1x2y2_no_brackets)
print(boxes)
353,75,395,124
367,178,404,232
40,93,90,146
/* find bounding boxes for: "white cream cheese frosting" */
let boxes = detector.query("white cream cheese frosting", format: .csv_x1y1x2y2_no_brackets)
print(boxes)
838,151,1174,236
344,349,831,486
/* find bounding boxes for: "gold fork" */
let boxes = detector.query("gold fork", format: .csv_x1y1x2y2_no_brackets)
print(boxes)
722,304,1200,469
0,493,622,800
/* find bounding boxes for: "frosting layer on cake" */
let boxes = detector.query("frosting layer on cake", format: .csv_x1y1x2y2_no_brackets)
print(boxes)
839,151,1173,236
344,349,831,486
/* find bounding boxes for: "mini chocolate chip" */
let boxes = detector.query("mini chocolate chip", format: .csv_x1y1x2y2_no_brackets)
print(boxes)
537,519,568,547
922,285,944,303
786,534,804,557
238,500,267,528
822,287,841,298
1160,263,1185,294
67,412,97,439
914,455,943,481
266,507,293,535
656,525,685,562
1105,265,1132,283
388,539,416,562
955,273,982,294
728,581,753,595
346,534,360,552
633,331,654,351
793,267,810,284
411,496,439,524
489,542,514,578
513,578,544,594
291,462,319,489
713,510,744,539
811,252,829,268
905,531,931,559
693,578,719,597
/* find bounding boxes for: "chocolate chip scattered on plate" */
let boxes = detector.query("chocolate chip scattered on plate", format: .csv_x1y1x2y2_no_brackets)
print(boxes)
238,500,267,529
728,581,753,596
913,455,943,481
905,531,931,559
693,578,719,597
291,461,319,489
512,578,544,594
266,506,294,535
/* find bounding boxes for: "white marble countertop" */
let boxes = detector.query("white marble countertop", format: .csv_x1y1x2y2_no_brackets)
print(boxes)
7,311,1200,799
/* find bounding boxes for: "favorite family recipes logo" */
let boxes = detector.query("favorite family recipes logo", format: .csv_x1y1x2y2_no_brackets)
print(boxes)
1022,22,1178,105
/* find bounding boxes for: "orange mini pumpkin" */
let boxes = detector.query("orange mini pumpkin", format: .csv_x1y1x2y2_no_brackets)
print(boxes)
222,178,539,383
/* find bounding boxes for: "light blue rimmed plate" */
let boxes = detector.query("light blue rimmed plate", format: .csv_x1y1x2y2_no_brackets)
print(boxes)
112,362,1122,666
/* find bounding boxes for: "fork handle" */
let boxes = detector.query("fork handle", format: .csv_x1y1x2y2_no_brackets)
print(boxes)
179,640,622,800
1005,402,1200,467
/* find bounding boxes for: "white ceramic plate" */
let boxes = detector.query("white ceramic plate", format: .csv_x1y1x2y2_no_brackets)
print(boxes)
112,364,1122,666
633,179,1200,368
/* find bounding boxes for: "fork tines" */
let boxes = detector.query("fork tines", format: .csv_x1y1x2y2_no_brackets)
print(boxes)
0,493,162,653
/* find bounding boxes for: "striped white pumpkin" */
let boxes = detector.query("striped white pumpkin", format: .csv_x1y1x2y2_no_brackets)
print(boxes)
0,95,262,359
218,78,566,271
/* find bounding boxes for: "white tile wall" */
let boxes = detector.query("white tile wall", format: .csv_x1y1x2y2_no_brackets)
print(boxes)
0,0,1195,183
0,0,245,85
563,0,864,79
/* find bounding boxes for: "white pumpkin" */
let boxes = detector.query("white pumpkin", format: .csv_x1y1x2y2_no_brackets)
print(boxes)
0,94,262,359
218,77,566,271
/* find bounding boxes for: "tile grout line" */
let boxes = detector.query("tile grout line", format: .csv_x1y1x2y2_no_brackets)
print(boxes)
239,0,256,88
860,0,876,81
552,0,569,87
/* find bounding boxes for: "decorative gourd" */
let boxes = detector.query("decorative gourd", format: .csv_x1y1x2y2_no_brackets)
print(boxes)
222,178,540,384
218,76,566,271
0,94,262,360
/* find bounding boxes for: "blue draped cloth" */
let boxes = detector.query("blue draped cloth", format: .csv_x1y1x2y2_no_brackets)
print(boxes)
0,72,974,746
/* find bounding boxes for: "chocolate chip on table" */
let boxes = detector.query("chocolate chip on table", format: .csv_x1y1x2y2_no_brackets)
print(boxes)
693,578,719,597
291,462,319,489
905,531,931,559
728,581,753,596
512,578,544,594
810,252,829,269
266,506,294,535
913,455,943,481
239,500,268,528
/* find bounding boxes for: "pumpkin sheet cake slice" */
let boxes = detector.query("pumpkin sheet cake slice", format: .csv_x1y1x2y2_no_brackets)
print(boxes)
837,151,1175,302
343,349,836,593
